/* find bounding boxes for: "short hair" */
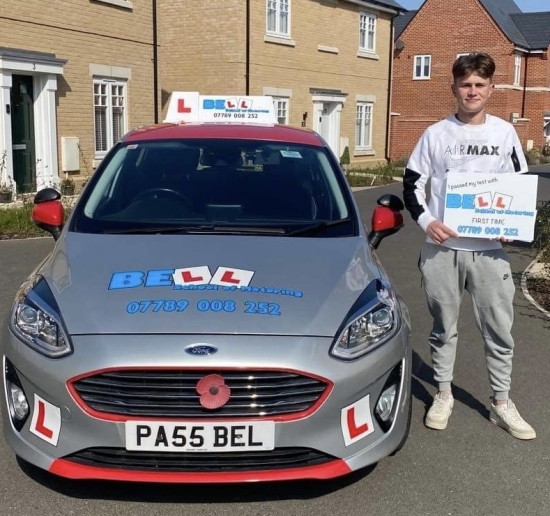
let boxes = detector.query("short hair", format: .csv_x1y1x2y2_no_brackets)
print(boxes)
452,52,495,81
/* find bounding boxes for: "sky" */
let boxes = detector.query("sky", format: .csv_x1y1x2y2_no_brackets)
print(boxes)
397,0,548,12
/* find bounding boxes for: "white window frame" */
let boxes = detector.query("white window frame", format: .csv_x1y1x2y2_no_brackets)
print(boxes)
355,102,373,150
273,97,289,125
359,12,376,53
414,55,431,80
266,0,290,38
514,53,522,86
92,0,133,10
93,78,128,159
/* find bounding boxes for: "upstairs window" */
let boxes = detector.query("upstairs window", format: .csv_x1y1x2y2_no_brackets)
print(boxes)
94,79,127,157
266,0,290,37
414,55,431,79
359,12,376,52
514,53,522,86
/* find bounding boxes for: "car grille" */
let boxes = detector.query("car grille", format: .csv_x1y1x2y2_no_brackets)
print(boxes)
64,447,336,472
71,369,328,418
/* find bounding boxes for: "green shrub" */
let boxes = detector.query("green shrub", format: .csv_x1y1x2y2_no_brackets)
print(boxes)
534,200,550,264
340,146,350,166
391,156,409,169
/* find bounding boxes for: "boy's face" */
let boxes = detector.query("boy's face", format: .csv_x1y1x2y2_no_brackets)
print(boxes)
451,72,494,116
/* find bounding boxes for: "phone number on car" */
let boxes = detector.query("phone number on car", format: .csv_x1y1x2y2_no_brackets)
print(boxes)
126,299,281,316
212,112,259,119
456,225,519,237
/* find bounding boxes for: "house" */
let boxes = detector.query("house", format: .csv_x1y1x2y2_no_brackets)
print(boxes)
0,0,155,194
389,0,550,162
0,0,406,198
158,0,405,167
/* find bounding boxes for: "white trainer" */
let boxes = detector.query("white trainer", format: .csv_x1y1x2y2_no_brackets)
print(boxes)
425,392,454,430
490,400,536,440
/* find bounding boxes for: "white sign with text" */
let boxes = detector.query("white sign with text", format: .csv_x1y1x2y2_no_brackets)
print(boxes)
443,172,538,242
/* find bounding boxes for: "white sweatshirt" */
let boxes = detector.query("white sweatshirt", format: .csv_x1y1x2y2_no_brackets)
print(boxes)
403,114,529,252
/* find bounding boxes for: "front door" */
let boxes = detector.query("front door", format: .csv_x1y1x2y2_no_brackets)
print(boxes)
10,75,36,193
317,102,340,156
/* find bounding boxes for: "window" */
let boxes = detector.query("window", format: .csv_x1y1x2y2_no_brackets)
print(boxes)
414,55,431,79
355,102,373,149
94,79,127,157
273,98,289,124
359,13,376,52
266,0,290,37
514,53,522,86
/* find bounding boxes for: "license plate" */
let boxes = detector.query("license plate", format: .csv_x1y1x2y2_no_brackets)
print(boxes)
125,421,275,452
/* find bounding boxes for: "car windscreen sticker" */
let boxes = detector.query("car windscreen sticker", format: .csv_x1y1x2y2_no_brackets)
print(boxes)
280,150,302,159
341,394,375,446
29,394,61,446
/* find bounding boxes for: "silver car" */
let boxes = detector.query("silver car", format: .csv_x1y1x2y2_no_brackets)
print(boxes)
2,94,411,484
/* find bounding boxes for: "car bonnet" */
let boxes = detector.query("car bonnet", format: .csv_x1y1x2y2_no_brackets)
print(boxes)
41,233,382,336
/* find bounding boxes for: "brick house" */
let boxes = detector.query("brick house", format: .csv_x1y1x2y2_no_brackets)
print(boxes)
158,0,404,167
389,0,550,162
0,0,155,194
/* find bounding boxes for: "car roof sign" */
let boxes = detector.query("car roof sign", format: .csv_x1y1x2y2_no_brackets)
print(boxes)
164,91,277,125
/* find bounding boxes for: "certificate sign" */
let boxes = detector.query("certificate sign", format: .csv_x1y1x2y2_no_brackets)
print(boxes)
443,172,538,242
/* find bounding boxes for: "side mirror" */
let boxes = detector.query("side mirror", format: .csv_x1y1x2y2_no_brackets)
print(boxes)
368,194,404,249
32,189,64,240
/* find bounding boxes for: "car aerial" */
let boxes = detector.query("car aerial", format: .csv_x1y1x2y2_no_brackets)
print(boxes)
2,92,411,484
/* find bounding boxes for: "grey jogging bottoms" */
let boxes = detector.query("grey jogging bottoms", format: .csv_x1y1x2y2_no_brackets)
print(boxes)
419,242,516,401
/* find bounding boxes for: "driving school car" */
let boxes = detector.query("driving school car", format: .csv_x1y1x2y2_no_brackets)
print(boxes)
2,92,411,484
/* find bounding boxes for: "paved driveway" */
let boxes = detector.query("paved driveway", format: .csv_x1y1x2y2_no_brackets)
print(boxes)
0,175,548,516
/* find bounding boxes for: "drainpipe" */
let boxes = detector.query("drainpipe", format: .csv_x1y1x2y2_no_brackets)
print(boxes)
385,13,396,162
245,0,250,94
521,52,529,119
153,0,159,123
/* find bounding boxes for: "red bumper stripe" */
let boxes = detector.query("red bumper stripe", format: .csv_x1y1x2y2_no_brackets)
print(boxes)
49,458,351,483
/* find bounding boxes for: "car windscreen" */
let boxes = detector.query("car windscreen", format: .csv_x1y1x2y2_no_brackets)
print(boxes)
72,139,356,237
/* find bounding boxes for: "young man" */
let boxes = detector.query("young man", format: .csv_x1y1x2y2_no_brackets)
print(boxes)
403,52,536,440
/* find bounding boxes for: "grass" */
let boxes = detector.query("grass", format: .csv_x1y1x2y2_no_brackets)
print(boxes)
345,163,402,188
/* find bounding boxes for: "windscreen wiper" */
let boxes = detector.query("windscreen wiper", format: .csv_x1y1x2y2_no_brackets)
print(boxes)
104,225,286,235
286,218,352,236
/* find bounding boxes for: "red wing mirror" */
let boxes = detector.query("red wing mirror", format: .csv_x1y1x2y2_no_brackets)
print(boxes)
32,198,65,240
368,194,404,249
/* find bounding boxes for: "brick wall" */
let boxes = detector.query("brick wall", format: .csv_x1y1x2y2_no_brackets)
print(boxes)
389,0,550,161
1,0,154,180
158,0,396,167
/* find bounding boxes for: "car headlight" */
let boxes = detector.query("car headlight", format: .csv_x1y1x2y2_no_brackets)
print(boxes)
10,275,72,358
330,279,399,360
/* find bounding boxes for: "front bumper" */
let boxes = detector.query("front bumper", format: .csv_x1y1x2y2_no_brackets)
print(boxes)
2,326,411,483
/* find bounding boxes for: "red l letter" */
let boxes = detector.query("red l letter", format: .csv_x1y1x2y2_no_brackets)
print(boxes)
177,99,191,113
181,271,203,283
346,407,368,439
35,400,54,439
220,271,240,284
495,196,506,209
478,196,489,208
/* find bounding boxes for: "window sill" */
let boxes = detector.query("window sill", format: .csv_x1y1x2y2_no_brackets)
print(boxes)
354,149,375,156
93,157,105,168
318,45,339,54
91,0,133,10
357,51,379,60
264,35,296,47
413,77,431,80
